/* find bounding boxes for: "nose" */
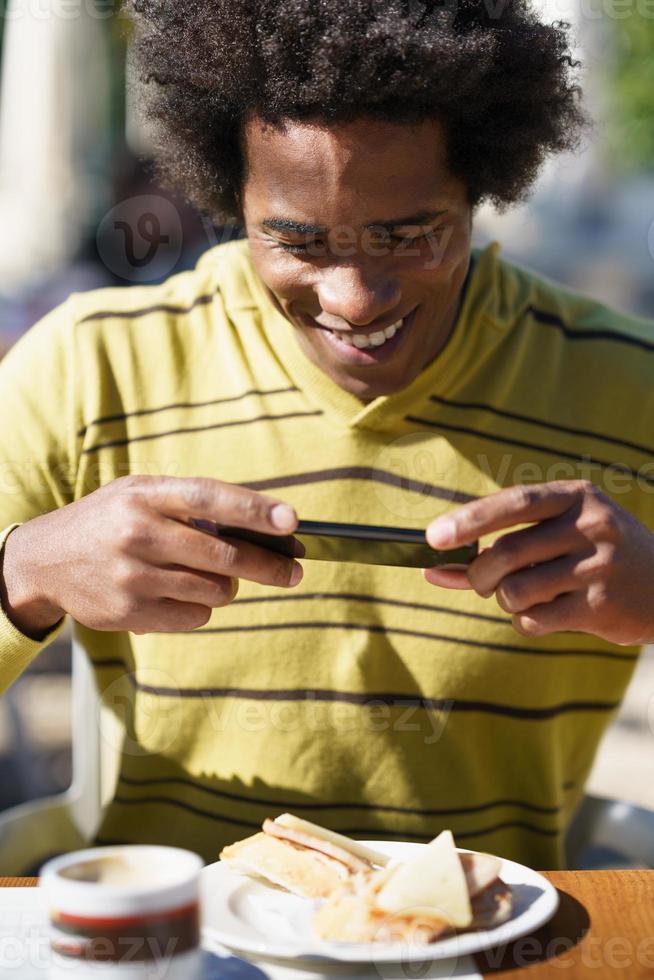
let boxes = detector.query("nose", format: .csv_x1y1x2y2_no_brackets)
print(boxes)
316,262,401,328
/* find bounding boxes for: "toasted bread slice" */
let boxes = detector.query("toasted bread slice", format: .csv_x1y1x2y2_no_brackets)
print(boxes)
220,814,389,899
220,831,350,899
273,814,391,869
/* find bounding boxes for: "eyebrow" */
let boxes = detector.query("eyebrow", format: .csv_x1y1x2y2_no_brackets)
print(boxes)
261,209,448,236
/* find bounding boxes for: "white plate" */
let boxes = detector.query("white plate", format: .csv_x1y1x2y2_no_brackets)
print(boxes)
200,840,559,965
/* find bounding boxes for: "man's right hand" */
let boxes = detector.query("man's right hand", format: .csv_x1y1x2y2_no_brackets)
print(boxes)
0,475,304,638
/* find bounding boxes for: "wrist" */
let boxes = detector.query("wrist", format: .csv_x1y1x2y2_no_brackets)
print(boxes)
0,526,64,640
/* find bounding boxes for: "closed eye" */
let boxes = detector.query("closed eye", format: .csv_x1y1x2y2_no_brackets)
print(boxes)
390,230,441,244
272,227,444,254
271,236,328,256
277,240,314,254
387,224,445,244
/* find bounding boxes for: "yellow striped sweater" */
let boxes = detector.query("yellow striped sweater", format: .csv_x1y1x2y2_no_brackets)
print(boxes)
1,237,654,870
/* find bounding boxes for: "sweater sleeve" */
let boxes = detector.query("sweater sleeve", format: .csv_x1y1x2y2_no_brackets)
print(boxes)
0,298,81,693
0,523,67,690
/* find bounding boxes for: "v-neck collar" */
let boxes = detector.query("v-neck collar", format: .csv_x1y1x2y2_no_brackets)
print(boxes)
236,239,503,430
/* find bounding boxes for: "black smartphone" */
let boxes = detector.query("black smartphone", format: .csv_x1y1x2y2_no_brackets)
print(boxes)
190,518,478,569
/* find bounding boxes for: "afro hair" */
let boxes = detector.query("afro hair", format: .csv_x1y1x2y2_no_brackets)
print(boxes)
127,0,588,222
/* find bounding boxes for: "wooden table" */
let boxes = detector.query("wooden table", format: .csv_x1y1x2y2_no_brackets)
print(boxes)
5,872,654,978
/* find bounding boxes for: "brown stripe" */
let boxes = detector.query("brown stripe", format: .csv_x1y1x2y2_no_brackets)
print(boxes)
92,591,618,658
81,410,322,455
407,415,653,487
54,901,199,930
112,795,260,831
240,466,476,503
344,821,560,841
111,795,558,840
118,774,562,817
78,289,219,324
341,821,559,840
77,387,298,437
429,393,654,459
178,619,637,662
525,304,654,352
230,591,510,626
122,678,620,720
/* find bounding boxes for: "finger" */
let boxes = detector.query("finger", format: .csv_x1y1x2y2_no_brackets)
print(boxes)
426,481,587,550
189,520,306,558
511,592,585,637
167,520,304,588
119,513,304,589
129,599,214,634
423,567,473,590
494,554,584,615
122,475,299,535
216,533,303,588
467,514,585,598
152,566,239,607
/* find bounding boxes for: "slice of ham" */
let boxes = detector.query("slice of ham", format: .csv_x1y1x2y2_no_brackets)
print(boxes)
459,852,503,898
263,818,372,873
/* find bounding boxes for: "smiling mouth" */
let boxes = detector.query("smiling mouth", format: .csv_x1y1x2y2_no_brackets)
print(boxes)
313,313,415,351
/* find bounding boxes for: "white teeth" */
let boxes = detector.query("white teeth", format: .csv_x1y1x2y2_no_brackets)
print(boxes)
329,316,406,349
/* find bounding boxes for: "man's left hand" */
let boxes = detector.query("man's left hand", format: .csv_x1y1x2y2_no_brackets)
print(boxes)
424,480,654,645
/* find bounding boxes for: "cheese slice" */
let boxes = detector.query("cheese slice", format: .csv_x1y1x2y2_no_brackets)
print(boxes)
274,814,391,868
375,830,472,928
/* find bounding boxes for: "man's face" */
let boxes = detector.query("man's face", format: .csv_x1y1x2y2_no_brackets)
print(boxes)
242,116,473,400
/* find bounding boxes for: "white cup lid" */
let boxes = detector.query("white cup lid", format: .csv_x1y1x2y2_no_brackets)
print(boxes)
40,845,204,917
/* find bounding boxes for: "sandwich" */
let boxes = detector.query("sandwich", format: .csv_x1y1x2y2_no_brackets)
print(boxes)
219,813,391,899
220,816,513,944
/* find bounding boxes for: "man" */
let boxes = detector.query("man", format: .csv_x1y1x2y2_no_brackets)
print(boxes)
1,0,654,870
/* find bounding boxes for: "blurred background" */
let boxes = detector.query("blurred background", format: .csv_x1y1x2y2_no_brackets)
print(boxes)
0,0,653,821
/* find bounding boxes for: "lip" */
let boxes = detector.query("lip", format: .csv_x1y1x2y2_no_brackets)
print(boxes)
301,308,419,367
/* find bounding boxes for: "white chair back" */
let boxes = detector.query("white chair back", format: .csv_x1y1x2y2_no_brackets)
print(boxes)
0,624,122,874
